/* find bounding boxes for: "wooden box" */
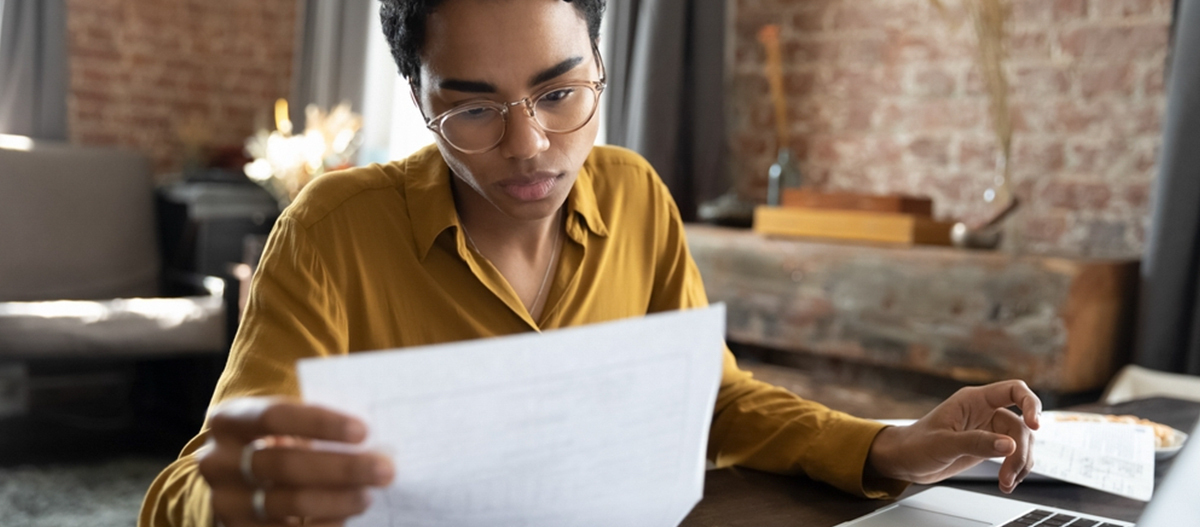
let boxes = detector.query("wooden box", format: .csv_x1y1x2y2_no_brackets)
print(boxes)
781,189,934,217
753,206,955,246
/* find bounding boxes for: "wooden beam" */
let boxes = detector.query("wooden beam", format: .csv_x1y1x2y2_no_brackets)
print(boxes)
687,225,1139,392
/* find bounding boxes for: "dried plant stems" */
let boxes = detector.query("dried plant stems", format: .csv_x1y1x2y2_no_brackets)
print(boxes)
971,0,1014,205
931,0,1015,208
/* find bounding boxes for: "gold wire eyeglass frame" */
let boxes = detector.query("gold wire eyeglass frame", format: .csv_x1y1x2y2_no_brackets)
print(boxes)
414,45,607,155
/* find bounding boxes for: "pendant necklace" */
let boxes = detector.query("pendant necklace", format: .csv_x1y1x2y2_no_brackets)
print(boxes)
460,207,562,315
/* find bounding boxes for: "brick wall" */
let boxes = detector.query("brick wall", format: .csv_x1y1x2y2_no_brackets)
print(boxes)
729,0,1173,257
65,0,298,176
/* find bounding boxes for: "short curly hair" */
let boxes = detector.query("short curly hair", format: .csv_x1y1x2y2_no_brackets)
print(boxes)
380,0,605,87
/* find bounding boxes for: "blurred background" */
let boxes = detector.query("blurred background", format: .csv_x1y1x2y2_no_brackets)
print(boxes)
2,1,1198,526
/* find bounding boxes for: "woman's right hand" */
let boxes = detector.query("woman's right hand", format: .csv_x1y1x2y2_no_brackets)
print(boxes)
197,397,394,526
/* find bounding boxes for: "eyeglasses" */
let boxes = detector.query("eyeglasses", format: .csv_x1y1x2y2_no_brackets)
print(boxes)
416,49,607,155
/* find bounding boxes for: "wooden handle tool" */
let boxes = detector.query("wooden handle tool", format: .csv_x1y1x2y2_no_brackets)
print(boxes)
757,24,789,151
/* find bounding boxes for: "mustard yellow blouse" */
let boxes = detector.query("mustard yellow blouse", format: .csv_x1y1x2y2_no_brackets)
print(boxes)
139,145,905,527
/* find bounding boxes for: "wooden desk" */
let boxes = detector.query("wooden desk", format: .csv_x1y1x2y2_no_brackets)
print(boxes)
681,398,1200,526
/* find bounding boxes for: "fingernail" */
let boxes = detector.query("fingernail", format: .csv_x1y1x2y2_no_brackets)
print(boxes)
375,460,394,483
345,420,366,439
994,439,1009,452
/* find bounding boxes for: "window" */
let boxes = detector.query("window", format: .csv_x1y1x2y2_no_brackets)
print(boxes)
358,0,433,165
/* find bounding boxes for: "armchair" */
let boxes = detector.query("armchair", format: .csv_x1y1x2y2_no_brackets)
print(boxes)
0,141,226,429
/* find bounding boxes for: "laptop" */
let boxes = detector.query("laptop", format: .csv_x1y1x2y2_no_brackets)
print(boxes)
836,417,1199,527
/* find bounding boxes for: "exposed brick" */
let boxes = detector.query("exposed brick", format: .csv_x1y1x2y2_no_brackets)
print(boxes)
931,173,988,208
1130,218,1148,248
829,1,928,31
839,37,890,64
909,65,958,97
1081,219,1134,258
1012,65,1071,98
1078,64,1136,99
1053,0,1089,21
1020,212,1070,245
1054,99,1116,134
821,66,903,100
1067,137,1124,175
818,99,877,133
1011,0,1053,25
733,134,770,159
78,131,122,145
1008,99,1056,134
782,39,837,65
1134,139,1162,173
1129,102,1166,135
890,30,975,63
784,71,817,94
912,99,989,131
790,0,835,33
1089,0,1159,19
1012,139,1066,177
66,0,298,176
907,135,952,167
730,0,1169,257
958,135,1000,172
1009,30,1054,61
1042,180,1113,210
1143,61,1166,95
1060,24,1170,61
1122,181,1151,210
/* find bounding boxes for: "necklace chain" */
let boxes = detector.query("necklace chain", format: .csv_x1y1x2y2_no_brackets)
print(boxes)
460,208,562,317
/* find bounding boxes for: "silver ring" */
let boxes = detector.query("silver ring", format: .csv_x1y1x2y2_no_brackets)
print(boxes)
240,438,272,486
252,487,269,521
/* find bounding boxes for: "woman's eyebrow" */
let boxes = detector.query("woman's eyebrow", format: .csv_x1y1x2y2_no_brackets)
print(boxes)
528,56,584,87
438,79,496,93
437,55,585,94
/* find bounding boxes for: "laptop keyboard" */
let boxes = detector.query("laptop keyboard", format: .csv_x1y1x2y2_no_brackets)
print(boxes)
1001,509,1130,527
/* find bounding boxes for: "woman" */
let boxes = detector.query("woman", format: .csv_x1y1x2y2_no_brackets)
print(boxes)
140,1,1040,525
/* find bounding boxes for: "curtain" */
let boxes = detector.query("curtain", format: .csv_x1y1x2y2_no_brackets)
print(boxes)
1137,0,1200,375
0,0,67,140
604,0,727,221
289,0,372,129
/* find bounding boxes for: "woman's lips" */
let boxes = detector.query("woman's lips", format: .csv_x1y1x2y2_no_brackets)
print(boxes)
499,173,561,202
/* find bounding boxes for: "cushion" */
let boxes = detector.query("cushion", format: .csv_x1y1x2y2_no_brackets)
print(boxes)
0,295,224,357
0,143,160,302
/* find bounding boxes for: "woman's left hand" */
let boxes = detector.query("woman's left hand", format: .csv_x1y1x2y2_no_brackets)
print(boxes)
866,380,1042,494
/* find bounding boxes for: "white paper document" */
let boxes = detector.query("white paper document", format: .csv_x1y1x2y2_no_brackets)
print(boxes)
1031,421,1157,501
298,305,727,527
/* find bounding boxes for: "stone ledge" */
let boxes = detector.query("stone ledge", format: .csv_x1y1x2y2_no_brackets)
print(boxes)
687,225,1139,393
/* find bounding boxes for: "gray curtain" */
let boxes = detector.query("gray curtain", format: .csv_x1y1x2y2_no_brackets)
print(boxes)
289,0,371,129
605,0,727,220
1137,0,1200,375
0,0,67,140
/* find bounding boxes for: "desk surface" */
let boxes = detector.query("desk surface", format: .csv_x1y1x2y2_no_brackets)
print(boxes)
680,397,1200,527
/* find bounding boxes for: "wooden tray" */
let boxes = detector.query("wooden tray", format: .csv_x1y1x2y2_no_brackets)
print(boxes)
753,206,953,246
781,189,934,217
